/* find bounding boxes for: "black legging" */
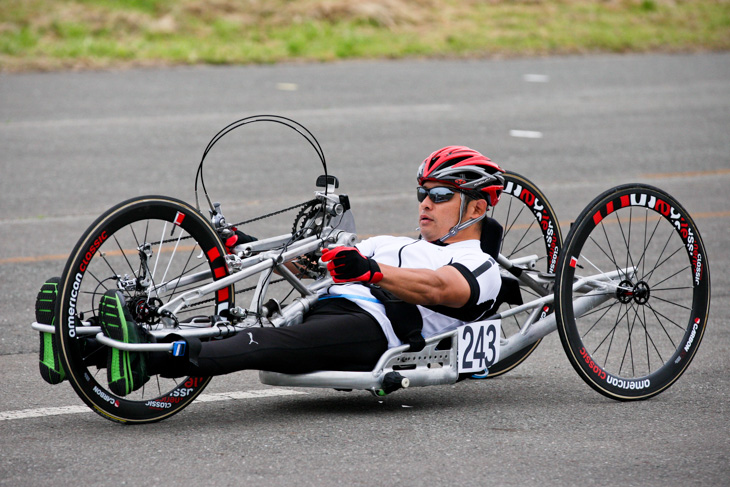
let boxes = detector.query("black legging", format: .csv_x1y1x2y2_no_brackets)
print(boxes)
153,298,388,377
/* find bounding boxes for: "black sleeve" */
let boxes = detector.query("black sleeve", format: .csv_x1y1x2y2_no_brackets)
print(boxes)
449,262,480,308
424,262,495,322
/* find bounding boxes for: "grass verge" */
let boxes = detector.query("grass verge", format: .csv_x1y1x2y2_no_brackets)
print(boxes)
1,0,729,71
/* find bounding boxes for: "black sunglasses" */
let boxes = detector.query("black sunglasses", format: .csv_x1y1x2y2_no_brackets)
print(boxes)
416,186,462,203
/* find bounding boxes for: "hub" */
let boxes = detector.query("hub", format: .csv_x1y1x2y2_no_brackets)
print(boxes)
633,281,650,305
616,279,651,305
130,296,163,325
616,279,635,304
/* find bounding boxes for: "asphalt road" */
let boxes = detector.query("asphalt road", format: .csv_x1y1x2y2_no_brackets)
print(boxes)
1,53,728,486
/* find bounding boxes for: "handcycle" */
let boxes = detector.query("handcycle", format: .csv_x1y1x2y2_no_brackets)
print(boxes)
31,116,711,424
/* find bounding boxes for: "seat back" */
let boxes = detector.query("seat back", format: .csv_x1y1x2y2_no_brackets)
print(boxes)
480,216,503,260
480,217,523,314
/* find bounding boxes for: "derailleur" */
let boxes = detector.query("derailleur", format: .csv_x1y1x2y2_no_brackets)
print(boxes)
116,243,154,292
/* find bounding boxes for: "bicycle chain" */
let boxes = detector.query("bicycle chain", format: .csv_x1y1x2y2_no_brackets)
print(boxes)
157,199,318,246
237,198,319,228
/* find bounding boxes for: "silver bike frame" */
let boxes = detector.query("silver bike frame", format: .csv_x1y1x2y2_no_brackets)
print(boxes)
31,243,632,394
29,184,635,394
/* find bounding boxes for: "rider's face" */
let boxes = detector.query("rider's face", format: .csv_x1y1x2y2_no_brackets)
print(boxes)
418,182,463,242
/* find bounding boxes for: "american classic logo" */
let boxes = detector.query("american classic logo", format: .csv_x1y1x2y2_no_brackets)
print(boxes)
579,347,651,390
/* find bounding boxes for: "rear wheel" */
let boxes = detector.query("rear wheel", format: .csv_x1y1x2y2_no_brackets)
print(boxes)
486,171,562,377
56,196,234,423
555,184,710,400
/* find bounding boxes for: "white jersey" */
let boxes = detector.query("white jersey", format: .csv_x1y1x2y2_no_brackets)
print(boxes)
319,235,501,348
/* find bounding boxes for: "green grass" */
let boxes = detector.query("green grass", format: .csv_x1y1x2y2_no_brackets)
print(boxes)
1,0,728,71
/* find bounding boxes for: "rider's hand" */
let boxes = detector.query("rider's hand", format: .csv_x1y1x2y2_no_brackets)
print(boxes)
224,228,257,254
321,247,383,284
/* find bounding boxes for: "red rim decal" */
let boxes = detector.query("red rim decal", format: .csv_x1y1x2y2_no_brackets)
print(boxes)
207,247,221,262
592,211,603,225
173,212,186,226
217,288,229,302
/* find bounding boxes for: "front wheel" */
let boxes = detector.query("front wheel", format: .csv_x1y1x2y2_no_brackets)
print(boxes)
555,184,710,400
56,196,235,423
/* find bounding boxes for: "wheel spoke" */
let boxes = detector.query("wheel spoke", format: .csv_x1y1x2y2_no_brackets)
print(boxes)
585,233,632,283
644,303,679,353
509,234,544,259
505,218,536,258
163,244,205,301
642,228,679,282
577,300,619,336
112,233,139,278
586,302,632,355
647,264,690,290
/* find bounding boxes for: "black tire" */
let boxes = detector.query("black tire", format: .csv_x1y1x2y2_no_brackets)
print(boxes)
486,171,562,377
56,196,234,423
555,184,710,400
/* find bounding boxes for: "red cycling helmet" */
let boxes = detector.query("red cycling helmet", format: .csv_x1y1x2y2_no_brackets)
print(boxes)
417,146,505,206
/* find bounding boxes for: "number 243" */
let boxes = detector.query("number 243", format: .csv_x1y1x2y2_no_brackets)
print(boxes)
461,322,499,371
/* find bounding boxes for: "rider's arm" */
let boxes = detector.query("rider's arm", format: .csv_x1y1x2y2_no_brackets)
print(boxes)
320,245,492,309
376,263,472,308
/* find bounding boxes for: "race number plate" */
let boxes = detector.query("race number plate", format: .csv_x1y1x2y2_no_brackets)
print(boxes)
457,320,501,374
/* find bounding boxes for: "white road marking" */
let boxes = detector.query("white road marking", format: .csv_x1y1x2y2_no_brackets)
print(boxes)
523,74,550,83
0,388,307,422
509,129,544,139
0,405,90,421
276,82,298,91
193,388,306,402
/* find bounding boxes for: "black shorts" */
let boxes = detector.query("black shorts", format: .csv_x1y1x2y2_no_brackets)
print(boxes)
179,298,389,376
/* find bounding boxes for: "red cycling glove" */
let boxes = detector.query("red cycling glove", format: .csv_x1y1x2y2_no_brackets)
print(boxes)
321,247,383,284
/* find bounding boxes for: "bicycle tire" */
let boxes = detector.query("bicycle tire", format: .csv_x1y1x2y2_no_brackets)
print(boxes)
555,184,710,400
56,196,235,423
486,171,562,377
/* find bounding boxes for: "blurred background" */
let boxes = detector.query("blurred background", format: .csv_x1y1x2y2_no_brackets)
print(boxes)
2,0,729,72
